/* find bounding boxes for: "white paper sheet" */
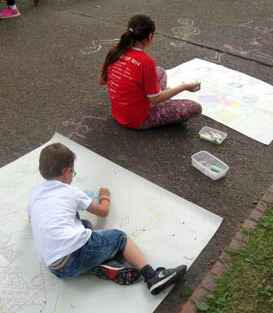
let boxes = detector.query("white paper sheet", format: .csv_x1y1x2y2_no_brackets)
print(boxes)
166,58,273,145
0,133,222,313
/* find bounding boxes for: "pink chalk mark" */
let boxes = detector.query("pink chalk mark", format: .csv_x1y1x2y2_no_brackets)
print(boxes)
240,20,254,29
249,37,264,47
254,51,273,61
224,44,259,56
63,115,107,139
198,94,219,102
220,98,237,107
240,20,273,34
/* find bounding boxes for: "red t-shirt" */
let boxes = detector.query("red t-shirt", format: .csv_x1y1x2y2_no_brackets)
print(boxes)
107,48,160,128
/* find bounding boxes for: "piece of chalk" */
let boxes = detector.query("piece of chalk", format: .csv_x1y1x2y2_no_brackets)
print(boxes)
200,134,215,142
192,80,201,91
210,165,222,172
215,132,223,139
200,133,219,144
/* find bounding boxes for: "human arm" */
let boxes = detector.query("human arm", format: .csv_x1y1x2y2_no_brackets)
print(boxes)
86,188,110,217
149,81,201,105
97,72,107,85
98,72,107,85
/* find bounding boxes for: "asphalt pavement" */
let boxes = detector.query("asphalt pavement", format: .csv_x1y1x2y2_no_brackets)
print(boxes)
1,0,273,312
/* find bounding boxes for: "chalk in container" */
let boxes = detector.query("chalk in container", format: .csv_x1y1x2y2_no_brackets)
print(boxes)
191,151,229,180
199,126,227,145
210,165,223,173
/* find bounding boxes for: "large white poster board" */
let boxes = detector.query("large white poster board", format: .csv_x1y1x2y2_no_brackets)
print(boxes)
167,58,273,145
0,133,222,313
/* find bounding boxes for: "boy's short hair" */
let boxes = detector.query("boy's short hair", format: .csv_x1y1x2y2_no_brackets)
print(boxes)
39,143,75,179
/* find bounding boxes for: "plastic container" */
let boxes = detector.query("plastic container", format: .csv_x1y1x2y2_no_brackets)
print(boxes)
191,151,229,180
199,126,227,145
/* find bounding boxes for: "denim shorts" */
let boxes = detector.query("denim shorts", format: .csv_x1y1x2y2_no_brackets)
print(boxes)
50,220,127,278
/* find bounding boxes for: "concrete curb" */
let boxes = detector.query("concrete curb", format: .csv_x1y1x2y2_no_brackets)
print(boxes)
180,183,273,313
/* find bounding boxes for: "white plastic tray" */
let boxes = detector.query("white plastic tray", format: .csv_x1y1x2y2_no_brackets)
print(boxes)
191,150,229,180
199,126,227,145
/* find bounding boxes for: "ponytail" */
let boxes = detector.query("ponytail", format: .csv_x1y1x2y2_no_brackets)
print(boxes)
101,31,134,80
101,14,156,80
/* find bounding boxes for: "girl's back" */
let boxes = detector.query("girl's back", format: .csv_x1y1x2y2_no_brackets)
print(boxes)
108,47,160,128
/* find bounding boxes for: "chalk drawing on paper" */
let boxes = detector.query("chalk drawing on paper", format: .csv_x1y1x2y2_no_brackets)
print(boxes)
166,58,273,144
0,161,61,313
0,241,23,268
228,82,242,88
194,66,211,73
120,216,130,227
242,94,259,104
0,230,60,313
80,39,119,55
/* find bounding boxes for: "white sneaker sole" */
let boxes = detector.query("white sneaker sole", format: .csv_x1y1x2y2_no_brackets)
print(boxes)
100,264,125,270
0,12,20,19
149,272,176,294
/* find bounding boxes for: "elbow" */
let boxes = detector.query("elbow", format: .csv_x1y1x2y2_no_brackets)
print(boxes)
104,206,110,216
100,205,110,217
103,211,109,217
150,98,160,105
97,75,107,85
148,94,161,105
98,79,105,86
150,99,158,105
101,210,109,217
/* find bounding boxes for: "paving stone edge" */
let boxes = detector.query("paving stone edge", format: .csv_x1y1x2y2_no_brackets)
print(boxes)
180,183,273,313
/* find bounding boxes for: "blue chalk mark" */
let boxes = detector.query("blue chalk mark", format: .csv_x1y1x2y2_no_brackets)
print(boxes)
83,190,99,202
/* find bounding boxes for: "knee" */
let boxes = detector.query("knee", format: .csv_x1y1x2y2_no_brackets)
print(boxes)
156,66,166,79
196,103,202,114
191,102,202,116
156,66,165,72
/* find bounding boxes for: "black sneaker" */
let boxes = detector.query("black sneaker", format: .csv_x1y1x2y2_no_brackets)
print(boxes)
146,265,187,295
93,259,141,285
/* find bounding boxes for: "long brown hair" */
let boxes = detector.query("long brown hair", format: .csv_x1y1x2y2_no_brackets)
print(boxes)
101,14,155,80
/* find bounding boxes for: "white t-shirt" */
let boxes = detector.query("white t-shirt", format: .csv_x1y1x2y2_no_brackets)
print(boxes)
27,180,92,266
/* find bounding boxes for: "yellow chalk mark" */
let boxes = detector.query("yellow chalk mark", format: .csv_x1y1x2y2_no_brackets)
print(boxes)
215,109,239,122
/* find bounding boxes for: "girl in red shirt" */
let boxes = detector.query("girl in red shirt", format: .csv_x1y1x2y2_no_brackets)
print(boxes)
98,14,202,129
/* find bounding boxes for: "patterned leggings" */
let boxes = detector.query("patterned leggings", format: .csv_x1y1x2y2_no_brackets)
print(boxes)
139,67,202,129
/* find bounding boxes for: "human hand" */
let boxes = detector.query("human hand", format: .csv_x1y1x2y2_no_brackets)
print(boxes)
87,188,110,217
185,81,201,92
99,188,110,197
99,188,110,203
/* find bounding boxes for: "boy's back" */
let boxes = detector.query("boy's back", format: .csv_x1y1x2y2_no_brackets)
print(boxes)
28,180,92,266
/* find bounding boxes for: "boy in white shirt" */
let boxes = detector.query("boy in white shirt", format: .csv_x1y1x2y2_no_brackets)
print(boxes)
28,143,187,294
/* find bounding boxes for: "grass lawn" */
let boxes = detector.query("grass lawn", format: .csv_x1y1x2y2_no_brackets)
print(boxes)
196,205,273,313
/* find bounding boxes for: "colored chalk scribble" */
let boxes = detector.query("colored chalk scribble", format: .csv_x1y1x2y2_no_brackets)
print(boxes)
166,58,273,144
